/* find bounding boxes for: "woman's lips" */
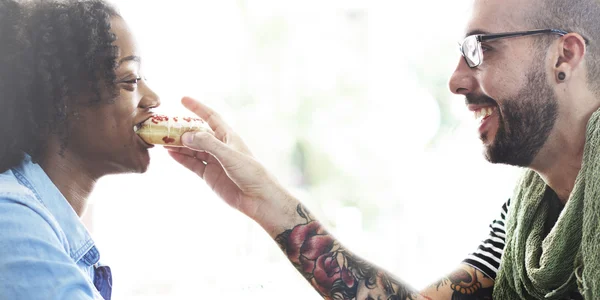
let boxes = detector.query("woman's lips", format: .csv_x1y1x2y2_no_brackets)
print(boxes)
136,132,154,148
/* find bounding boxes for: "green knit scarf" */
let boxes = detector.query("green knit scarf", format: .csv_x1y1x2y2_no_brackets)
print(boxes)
493,108,600,299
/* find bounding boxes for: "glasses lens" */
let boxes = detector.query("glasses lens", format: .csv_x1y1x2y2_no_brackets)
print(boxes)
462,36,481,67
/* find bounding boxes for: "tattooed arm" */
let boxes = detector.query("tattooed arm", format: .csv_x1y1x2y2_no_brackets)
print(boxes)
269,204,493,300
167,98,494,300
272,204,417,300
419,265,494,300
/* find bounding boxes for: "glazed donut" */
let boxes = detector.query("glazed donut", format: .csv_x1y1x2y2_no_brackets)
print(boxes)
135,115,212,146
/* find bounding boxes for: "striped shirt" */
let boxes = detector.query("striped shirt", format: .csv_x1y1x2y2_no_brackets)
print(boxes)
463,194,583,299
463,199,510,279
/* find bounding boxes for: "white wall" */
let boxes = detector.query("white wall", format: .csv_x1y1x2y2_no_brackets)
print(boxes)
89,1,522,298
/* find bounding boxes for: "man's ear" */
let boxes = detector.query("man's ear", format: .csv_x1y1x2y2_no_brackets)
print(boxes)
554,33,587,81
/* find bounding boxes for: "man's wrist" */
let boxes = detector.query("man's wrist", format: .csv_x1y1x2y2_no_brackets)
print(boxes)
253,185,305,238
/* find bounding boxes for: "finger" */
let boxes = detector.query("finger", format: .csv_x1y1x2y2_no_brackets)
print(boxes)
181,131,245,171
194,151,211,162
166,146,212,162
164,145,203,157
167,150,208,178
181,97,231,141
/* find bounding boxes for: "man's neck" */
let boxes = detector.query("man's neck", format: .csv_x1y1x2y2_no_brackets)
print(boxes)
530,105,596,204
533,154,582,204
39,147,98,217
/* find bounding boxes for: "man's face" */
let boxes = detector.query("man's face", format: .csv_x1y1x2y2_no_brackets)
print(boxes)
448,0,558,167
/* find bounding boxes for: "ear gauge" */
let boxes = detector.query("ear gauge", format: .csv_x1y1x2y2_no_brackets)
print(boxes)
558,72,566,81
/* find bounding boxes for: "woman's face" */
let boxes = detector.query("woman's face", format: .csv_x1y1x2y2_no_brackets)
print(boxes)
67,16,160,176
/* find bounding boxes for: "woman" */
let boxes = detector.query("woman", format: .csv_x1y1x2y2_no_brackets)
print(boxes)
0,0,158,298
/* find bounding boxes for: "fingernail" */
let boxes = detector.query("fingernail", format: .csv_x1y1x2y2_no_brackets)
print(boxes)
182,132,194,145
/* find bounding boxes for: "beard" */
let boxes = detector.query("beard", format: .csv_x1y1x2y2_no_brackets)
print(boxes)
467,64,559,167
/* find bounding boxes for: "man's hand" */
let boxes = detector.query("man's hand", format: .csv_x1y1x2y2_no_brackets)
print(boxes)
166,96,297,225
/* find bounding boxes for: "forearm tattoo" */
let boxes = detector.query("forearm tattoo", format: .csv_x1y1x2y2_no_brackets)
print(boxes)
429,268,493,300
275,204,419,300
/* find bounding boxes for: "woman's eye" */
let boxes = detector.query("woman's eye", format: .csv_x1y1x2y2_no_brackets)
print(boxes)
123,77,142,85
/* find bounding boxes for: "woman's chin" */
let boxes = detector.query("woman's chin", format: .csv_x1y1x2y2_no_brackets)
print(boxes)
133,150,151,173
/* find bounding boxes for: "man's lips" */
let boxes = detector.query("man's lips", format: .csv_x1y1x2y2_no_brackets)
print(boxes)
468,104,497,121
464,104,499,142
465,97,499,141
476,106,498,142
467,104,496,112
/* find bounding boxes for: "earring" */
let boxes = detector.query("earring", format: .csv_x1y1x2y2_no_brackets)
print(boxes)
558,72,566,81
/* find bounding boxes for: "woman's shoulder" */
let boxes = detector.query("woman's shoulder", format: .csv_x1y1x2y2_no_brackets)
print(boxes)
0,158,94,262
0,167,99,299
0,168,39,205
0,169,68,252
0,165,61,238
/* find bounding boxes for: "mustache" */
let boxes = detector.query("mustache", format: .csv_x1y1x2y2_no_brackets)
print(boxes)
465,94,497,106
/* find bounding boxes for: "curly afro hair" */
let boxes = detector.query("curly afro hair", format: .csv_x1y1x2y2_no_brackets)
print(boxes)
0,0,120,173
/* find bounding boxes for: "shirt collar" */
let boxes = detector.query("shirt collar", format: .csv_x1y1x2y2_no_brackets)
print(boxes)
11,154,97,264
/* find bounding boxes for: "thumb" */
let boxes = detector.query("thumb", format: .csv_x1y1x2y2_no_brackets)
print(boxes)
182,131,241,169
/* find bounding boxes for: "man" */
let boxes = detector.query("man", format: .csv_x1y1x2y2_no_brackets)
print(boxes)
167,0,600,298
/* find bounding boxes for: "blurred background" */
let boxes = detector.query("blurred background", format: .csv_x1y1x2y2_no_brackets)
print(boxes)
87,0,523,298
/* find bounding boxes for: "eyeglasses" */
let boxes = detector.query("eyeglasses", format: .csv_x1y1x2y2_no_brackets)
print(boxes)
459,29,569,68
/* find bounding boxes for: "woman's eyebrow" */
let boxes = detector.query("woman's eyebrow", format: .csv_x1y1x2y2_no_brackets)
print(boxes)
117,55,141,67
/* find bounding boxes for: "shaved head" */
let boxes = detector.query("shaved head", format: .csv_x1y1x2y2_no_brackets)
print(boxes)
527,0,600,94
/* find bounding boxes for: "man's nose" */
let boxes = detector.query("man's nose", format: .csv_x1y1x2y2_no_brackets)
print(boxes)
448,56,477,96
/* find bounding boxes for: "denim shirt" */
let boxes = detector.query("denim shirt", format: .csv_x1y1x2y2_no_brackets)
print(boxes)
0,155,111,299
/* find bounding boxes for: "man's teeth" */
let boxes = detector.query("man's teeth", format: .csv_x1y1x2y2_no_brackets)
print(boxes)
134,125,139,132
474,107,494,119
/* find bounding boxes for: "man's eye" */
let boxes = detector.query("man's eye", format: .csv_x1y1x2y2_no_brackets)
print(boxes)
481,44,492,52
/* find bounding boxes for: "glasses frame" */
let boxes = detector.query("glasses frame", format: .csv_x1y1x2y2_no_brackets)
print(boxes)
459,29,569,68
